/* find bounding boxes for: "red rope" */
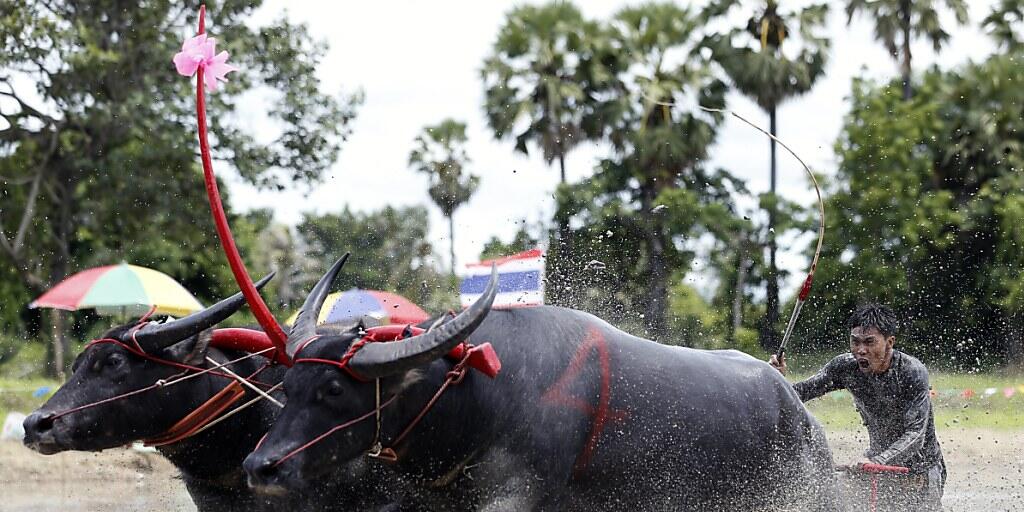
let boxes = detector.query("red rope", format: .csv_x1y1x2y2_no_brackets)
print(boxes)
283,343,475,465
48,339,275,430
84,336,275,389
143,360,272,446
384,347,472,452
48,373,183,421
272,394,398,467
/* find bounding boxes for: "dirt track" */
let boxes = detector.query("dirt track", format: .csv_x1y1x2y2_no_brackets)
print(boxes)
0,428,1021,511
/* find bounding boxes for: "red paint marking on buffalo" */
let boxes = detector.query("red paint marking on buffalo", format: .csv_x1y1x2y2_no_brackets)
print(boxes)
541,327,627,473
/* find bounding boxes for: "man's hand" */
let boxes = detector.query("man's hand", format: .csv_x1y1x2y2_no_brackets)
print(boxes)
769,353,787,375
853,458,874,469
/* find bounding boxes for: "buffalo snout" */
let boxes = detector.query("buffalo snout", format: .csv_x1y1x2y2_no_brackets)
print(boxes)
23,412,62,454
244,452,295,495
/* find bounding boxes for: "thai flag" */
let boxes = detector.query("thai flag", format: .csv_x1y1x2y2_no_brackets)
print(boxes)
460,249,545,309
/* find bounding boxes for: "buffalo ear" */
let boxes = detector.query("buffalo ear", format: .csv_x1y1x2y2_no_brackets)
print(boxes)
162,330,213,366
383,368,424,396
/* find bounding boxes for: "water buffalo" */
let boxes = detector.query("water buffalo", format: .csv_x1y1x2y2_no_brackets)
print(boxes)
244,259,839,511
22,275,400,512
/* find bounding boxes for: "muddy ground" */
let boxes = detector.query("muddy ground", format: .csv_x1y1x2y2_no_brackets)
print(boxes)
0,428,1020,511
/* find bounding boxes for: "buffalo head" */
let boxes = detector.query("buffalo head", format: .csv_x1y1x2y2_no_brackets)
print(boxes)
243,257,497,492
23,275,273,454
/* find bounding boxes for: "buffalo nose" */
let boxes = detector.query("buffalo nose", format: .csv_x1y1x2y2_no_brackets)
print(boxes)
244,454,280,483
23,412,55,437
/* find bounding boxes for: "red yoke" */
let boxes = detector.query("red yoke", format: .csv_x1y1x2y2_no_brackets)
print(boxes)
215,325,501,379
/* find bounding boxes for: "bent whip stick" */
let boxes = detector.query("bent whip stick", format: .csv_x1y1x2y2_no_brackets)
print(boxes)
177,5,290,364
697,105,826,359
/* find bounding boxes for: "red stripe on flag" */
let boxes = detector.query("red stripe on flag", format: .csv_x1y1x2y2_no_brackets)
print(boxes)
464,249,544,268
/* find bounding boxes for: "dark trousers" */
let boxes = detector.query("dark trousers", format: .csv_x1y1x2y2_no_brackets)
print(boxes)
880,462,945,512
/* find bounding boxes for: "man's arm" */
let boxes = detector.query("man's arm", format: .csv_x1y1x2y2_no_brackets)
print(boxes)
791,356,846,402
869,371,931,465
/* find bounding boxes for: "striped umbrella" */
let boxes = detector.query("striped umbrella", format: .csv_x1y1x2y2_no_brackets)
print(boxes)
29,263,204,317
285,289,429,327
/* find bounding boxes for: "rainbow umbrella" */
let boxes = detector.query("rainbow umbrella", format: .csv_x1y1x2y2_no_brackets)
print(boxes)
29,263,204,317
285,289,429,327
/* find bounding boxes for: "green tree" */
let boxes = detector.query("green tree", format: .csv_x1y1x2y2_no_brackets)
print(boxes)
844,0,968,100
0,0,359,375
482,1,619,306
408,119,479,276
297,206,452,312
481,1,609,186
982,0,1024,51
557,4,733,339
480,222,540,261
707,0,830,351
800,56,1024,367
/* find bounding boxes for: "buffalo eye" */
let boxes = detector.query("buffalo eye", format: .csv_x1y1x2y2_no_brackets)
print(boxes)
106,353,126,370
317,379,344,402
327,380,344,396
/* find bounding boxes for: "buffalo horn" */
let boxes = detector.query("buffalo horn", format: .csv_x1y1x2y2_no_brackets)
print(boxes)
135,273,274,352
348,264,498,379
286,254,350,358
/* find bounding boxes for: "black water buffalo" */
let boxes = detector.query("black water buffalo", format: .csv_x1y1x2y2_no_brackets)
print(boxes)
244,259,839,511
22,276,400,512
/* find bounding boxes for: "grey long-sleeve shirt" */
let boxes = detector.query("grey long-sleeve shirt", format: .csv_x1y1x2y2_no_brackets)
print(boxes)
793,350,944,473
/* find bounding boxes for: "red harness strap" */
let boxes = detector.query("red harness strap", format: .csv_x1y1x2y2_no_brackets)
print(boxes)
141,359,274,446
143,380,246,446
368,345,475,463
49,309,280,446
85,334,276,389
50,329,276,446
279,324,500,465
281,345,479,465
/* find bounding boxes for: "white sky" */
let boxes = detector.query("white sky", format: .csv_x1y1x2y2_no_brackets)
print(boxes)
231,0,998,299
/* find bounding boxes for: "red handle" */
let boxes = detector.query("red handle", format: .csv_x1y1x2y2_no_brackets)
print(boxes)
210,328,290,365
858,463,909,474
194,4,290,361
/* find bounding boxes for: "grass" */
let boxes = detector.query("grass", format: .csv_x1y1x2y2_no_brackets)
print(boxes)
794,372,1024,430
0,342,60,421
3,338,1022,432
0,377,58,423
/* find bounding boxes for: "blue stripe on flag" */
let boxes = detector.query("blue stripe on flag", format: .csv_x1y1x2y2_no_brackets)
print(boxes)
460,270,541,294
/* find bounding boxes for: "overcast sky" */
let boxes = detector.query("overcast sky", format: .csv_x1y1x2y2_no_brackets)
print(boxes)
232,0,999,298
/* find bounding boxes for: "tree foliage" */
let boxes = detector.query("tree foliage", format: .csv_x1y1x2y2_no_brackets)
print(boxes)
844,0,968,99
297,206,453,314
0,0,359,373
982,0,1024,51
481,1,613,184
480,222,540,261
551,2,729,338
797,54,1024,367
408,119,479,273
706,0,830,351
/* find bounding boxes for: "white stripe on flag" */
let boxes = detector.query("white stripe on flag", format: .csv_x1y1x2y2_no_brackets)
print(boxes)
460,249,545,309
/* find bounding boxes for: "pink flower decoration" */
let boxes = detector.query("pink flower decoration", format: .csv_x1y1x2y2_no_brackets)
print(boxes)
173,33,238,92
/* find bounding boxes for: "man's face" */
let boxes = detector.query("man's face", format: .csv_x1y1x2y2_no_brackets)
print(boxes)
849,326,894,374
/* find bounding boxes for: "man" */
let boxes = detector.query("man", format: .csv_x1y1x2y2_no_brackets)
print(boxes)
769,303,945,511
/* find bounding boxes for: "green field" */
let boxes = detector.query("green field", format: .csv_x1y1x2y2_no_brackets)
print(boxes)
4,373,1021,432
0,377,57,424
795,372,1024,430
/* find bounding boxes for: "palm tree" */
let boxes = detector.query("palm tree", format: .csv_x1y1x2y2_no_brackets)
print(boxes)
481,1,601,185
845,0,968,100
709,0,829,352
983,0,1024,51
482,1,616,304
600,3,728,337
408,120,480,276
